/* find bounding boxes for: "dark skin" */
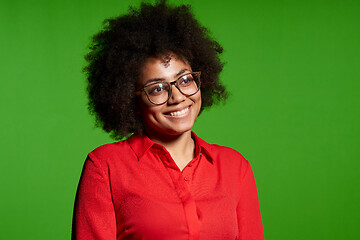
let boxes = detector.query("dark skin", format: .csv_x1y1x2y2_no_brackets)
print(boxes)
137,55,201,171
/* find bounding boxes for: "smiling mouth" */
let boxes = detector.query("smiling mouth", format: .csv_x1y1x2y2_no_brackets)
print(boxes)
165,106,191,117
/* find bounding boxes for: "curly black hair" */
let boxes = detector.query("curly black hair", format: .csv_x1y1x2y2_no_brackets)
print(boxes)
84,0,227,140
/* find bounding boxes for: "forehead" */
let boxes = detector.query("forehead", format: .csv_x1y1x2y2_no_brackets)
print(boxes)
138,54,192,85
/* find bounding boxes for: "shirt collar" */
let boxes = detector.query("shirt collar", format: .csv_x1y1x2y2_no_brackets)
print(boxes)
127,131,214,164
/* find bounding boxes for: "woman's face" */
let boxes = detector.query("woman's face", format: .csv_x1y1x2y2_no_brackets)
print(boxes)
137,55,201,138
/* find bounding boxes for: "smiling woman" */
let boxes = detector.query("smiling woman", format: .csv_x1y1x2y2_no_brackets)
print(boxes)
136,55,202,171
137,55,201,142
72,1,264,239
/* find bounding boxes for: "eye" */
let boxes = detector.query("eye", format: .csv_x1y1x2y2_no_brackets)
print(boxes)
147,83,169,95
179,74,194,86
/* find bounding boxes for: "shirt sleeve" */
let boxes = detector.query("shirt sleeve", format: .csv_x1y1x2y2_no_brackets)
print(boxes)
237,160,264,240
72,153,117,240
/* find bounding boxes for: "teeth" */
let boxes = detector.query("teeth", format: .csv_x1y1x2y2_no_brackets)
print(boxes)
169,107,189,116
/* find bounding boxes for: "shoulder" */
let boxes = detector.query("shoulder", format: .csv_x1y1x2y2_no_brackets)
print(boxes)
208,143,252,182
195,133,246,162
90,139,128,156
208,143,249,165
209,144,246,159
87,139,134,166
195,132,249,168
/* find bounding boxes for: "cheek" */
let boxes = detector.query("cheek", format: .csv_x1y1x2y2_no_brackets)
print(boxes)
138,99,163,121
192,92,202,111
138,95,153,113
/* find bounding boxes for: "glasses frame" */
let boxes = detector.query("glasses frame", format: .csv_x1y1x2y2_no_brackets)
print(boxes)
136,71,201,105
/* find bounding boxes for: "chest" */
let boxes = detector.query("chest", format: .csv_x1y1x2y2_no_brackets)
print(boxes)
108,151,240,239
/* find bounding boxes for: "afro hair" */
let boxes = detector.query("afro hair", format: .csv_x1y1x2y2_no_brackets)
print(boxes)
84,0,227,140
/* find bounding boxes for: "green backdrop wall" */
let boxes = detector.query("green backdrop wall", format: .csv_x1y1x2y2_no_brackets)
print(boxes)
1,0,359,239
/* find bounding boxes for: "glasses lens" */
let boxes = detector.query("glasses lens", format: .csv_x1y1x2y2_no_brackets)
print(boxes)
144,82,170,104
142,72,200,105
177,73,200,95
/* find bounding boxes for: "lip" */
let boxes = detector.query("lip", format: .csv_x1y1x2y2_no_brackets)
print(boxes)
164,105,191,118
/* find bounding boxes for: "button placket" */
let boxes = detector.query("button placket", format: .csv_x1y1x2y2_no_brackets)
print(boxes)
182,164,193,183
163,158,200,239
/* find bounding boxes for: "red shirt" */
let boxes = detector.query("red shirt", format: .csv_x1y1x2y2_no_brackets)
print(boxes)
72,132,264,240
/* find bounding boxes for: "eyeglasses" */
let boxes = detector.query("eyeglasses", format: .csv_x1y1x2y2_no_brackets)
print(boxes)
136,72,201,105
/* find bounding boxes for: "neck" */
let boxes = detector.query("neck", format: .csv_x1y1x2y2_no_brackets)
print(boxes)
147,130,193,152
145,129,195,171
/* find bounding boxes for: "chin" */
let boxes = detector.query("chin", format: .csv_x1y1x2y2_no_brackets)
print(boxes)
165,127,193,136
147,122,194,137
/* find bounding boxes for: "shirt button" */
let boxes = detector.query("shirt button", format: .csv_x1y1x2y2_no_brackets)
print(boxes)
184,176,189,181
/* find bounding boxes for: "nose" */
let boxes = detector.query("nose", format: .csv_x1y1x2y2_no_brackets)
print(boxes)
167,84,186,104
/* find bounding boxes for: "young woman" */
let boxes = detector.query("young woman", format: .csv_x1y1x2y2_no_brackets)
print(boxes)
72,1,264,239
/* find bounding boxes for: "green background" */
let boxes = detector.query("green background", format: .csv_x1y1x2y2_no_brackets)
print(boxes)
1,0,359,239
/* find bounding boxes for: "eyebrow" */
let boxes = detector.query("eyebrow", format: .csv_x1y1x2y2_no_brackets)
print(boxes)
176,69,188,77
143,68,190,85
